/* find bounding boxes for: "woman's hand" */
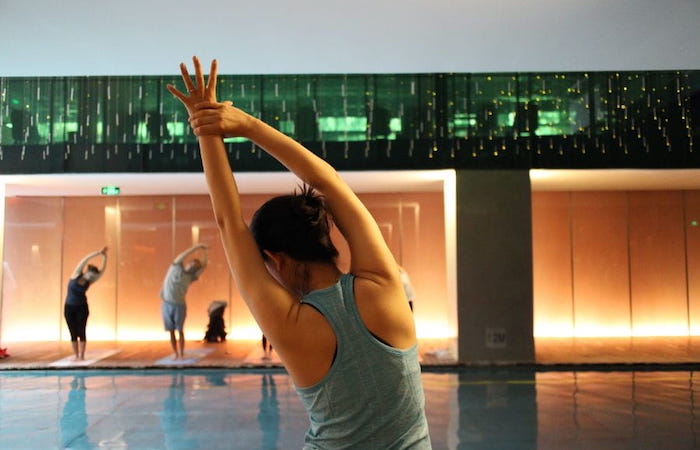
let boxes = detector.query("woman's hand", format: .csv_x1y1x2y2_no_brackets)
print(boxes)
168,56,253,138
166,56,218,116
189,101,255,138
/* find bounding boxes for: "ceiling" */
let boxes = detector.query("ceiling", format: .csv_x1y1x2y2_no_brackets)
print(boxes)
1,169,699,197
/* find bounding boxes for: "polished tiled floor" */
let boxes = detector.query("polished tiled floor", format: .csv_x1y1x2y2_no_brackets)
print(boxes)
1,367,699,449
2,338,700,449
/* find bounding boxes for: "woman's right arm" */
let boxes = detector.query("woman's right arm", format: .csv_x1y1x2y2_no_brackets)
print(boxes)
171,57,414,357
190,105,399,286
192,101,418,349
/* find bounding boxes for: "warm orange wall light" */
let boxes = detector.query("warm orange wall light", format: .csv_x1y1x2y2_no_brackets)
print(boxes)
1,171,457,344
532,187,700,339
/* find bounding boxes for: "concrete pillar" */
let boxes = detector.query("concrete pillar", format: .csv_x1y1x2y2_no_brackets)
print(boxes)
456,170,534,364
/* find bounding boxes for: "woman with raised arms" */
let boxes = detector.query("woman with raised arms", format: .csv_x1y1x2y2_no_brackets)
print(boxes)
167,57,431,449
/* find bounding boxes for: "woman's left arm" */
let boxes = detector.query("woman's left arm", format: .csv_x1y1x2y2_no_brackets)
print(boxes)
92,247,108,283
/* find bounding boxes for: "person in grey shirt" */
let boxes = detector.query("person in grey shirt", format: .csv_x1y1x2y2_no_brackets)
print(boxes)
160,244,207,359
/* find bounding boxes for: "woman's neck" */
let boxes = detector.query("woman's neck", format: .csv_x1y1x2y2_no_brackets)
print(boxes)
296,261,341,295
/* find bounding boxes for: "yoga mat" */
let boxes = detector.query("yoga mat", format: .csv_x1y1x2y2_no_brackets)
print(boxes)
154,347,214,366
49,349,121,367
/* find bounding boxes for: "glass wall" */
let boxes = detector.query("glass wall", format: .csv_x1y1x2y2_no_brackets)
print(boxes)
2,71,697,172
0,191,448,342
2,197,63,340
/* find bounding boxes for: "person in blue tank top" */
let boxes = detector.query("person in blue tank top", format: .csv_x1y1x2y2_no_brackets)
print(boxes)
167,57,431,449
64,247,108,361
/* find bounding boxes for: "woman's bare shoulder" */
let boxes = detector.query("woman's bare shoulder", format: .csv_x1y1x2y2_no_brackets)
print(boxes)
352,275,417,349
281,302,337,387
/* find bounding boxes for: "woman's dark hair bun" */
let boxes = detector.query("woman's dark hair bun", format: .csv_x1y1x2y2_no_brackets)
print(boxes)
298,185,326,227
251,185,339,262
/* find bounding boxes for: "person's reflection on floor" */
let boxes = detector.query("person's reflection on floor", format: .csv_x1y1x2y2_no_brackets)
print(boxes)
205,370,227,387
160,373,198,449
258,373,279,449
60,375,93,449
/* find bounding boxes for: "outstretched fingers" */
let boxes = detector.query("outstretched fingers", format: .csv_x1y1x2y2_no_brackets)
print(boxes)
206,59,218,97
193,56,205,95
166,83,187,103
181,61,197,93
167,57,219,114
166,61,196,104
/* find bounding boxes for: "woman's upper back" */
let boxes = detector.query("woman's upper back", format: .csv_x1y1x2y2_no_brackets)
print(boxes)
296,274,431,449
281,261,417,388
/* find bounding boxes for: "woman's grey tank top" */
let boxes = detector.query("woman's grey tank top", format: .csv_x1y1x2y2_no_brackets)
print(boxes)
295,273,431,449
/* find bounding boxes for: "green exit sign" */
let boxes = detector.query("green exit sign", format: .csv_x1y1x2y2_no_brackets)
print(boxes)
101,186,120,196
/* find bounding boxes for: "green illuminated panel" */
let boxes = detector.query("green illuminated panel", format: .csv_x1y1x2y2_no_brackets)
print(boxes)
0,70,697,169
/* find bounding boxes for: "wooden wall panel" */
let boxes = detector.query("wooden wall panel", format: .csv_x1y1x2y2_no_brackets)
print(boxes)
628,191,687,335
570,192,630,336
532,192,573,336
685,191,700,334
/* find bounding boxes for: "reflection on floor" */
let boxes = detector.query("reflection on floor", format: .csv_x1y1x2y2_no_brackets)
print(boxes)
1,367,698,449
